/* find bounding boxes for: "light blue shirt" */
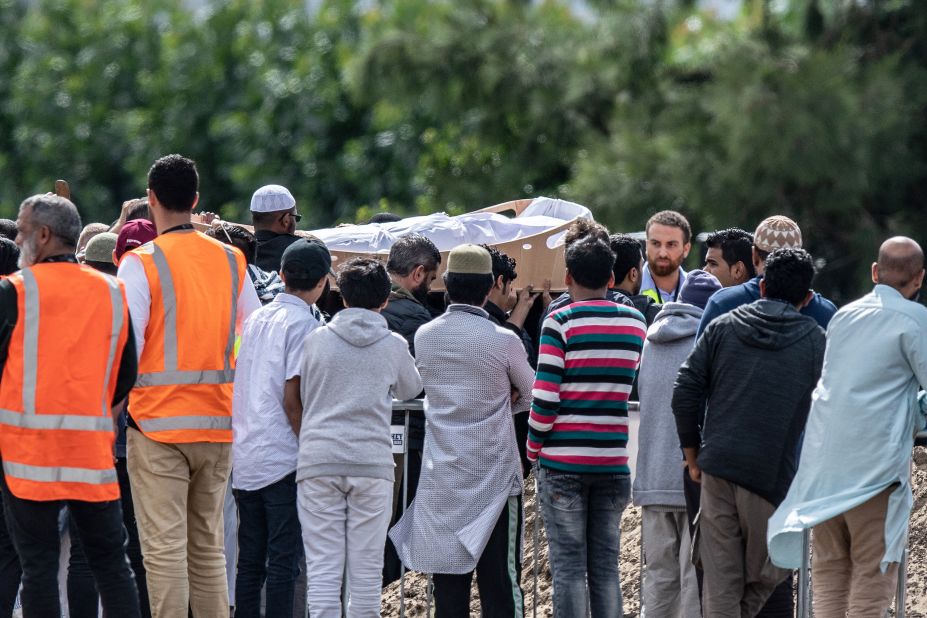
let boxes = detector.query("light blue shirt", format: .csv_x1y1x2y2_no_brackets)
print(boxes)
767,285,927,571
640,263,686,304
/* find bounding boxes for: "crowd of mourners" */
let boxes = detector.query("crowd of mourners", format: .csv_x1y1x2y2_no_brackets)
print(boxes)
0,152,925,618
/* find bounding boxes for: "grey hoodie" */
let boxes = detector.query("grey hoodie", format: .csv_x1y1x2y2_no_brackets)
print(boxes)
633,301,702,508
297,307,423,482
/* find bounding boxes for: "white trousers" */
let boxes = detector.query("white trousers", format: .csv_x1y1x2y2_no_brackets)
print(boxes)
297,475,393,618
641,506,702,618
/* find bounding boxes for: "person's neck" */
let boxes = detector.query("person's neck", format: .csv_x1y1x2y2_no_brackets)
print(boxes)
650,267,679,293
570,285,608,301
154,210,192,235
286,288,318,306
36,246,75,263
254,223,289,236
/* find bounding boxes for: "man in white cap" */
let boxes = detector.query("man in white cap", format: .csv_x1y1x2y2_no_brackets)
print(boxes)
250,184,302,273
697,215,837,338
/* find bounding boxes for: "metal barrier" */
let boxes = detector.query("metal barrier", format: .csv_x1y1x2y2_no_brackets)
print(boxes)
392,399,423,618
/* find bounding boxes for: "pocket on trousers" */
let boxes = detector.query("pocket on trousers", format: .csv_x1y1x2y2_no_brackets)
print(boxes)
541,469,584,512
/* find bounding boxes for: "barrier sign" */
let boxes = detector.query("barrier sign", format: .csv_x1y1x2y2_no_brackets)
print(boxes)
390,425,405,454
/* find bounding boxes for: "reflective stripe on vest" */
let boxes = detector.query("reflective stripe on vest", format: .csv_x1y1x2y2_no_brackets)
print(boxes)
135,243,239,389
138,414,232,433
2,460,117,486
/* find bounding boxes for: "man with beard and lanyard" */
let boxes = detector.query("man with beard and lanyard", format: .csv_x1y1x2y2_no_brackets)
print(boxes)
641,210,691,305
380,233,442,585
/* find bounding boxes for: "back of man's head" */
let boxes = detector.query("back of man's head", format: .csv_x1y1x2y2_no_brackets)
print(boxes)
705,228,756,277
368,212,402,224
338,257,392,310
0,219,17,242
609,234,643,286
564,219,609,247
875,236,925,293
0,238,19,276
148,154,199,212
123,198,151,223
762,248,815,306
281,238,332,292
386,233,441,277
481,244,517,284
77,222,110,255
443,244,494,306
567,237,616,290
204,223,257,265
21,194,82,250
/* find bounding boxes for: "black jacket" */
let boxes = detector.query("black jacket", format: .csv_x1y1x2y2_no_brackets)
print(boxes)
672,299,825,506
254,230,298,273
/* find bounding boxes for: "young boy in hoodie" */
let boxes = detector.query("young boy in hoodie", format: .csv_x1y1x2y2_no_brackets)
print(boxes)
633,270,721,618
672,249,826,616
297,257,422,616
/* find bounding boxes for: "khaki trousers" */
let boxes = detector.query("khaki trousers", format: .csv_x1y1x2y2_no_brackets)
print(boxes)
127,428,231,618
812,486,899,618
698,473,789,618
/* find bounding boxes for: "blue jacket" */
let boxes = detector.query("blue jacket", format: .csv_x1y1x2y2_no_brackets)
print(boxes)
697,276,837,338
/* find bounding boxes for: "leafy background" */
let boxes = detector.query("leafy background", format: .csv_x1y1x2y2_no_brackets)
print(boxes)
1,0,925,303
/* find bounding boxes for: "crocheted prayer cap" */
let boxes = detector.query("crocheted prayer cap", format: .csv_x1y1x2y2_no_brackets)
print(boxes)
446,244,492,275
753,215,802,252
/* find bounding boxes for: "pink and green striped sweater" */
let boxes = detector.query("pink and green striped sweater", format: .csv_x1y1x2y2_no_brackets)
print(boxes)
527,299,646,474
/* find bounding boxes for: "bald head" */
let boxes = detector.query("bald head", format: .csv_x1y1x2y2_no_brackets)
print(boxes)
874,236,925,293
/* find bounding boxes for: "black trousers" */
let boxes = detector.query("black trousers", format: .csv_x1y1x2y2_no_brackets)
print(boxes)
0,488,21,618
683,466,794,617
433,495,524,618
0,467,141,618
67,458,150,618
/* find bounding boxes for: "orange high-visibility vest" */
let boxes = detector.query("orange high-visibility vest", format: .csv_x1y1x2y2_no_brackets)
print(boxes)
0,262,129,502
130,230,246,444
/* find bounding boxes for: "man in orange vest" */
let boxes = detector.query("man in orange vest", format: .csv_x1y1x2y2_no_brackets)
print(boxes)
118,155,260,617
0,194,141,617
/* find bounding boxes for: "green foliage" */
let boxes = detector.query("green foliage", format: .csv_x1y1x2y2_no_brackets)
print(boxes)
0,0,925,301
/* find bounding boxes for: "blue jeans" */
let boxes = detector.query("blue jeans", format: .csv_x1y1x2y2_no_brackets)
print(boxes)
232,472,301,618
537,467,630,618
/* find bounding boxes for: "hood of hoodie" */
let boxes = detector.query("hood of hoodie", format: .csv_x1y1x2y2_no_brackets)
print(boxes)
328,307,393,347
646,301,702,344
728,298,819,350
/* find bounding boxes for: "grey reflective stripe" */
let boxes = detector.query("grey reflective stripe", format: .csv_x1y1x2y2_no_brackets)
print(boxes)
0,409,113,431
136,243,240,389
222,247,238,372
135,368,234,387
150,245,178,371
101,275,124,415
138,415,232,433
3,460,117,485
21,269,39,415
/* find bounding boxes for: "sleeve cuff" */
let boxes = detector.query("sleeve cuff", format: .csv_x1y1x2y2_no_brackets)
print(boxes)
677,431,701,449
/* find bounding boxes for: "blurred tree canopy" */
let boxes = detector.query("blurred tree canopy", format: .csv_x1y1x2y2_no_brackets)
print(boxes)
0,0,925,302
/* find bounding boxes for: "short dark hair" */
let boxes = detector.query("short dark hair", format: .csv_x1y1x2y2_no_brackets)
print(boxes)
124,198,150,223
609,234,643,284
763,248,815,306
337,257,391,309
386,234,441,276
444,272,494,306
481,245,517,285
706,228,756,278
204,223,256,264
147,154,199,212
646,210,691,244
251,210,280,227
0,238,19,276
282,264,325,293
0,219,17,242
564,219,609,247
567,237,616,289
754,247,770,263
368,212,402,224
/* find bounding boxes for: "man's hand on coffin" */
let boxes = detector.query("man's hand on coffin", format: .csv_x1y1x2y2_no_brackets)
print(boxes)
540,279,553,310
508,285,538,329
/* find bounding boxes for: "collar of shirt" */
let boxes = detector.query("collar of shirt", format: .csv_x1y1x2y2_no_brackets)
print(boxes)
641,263,686,302
273,291,313,309
40,253,79,265
447,303,489,319
255,229,294,242
484,300,507,324
161,223,195,235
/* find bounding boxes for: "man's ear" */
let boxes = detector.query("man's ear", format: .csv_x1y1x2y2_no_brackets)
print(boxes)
871,262,879,285
565,271,573,287
759,278,767,298
732,261,746,282
411,264,426,284
191,192,200,211
494,274,505,291
682,242,692,259
800,290,813,309
607,272,616,288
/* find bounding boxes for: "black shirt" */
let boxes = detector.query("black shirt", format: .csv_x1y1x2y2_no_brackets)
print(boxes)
0,255,138,407
254,230,299,273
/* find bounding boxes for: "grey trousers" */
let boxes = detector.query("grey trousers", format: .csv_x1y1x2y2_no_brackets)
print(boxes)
698,473,789,618
641,507,701,618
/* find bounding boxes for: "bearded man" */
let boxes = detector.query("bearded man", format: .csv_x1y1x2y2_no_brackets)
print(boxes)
641,210,691,304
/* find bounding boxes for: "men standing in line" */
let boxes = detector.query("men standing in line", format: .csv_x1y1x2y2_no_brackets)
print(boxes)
673,249,825,615
529,237,647,617
0,194,141,617
634,270,721,618
698,215,836,336
118,154,260,617
251,184,302,273
390,245,535,616
641,210,690,304
768,237,927,617
702,228,755,288
232,240,331,618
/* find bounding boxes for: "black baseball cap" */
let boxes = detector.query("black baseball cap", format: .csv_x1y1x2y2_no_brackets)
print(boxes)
281,238,334,281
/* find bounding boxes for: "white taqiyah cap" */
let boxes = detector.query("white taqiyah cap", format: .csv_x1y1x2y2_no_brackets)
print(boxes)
250,184,295,213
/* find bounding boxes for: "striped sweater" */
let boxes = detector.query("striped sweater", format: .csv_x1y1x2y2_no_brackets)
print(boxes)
527,299,646,474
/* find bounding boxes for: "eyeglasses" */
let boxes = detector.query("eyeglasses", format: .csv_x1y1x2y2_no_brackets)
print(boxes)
280,211,302,223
